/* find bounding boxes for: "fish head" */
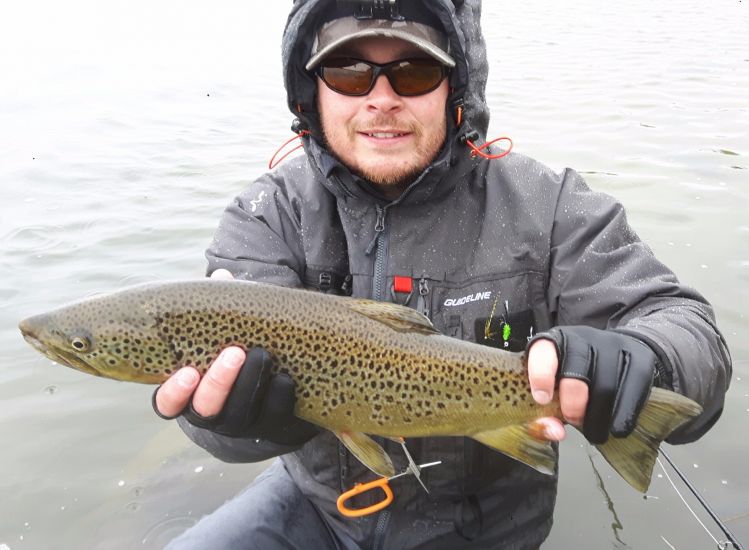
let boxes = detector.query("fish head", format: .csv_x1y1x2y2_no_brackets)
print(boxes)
19,294,172,384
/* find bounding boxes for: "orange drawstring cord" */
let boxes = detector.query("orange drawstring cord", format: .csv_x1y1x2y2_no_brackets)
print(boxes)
268,130,311,170
455,103,513,160
465,136,513,160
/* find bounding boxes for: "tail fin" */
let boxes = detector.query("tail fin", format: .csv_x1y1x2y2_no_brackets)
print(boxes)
594,387,702,492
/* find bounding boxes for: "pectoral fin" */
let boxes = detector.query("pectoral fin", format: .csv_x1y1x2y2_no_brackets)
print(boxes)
334,430,395,477
471,424,556,475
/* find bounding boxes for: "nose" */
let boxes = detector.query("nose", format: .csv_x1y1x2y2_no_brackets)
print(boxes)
366,74,404,113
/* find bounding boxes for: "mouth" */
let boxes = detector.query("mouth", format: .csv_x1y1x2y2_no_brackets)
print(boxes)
361,131,410,138
19,320,46,354
358,129,413,143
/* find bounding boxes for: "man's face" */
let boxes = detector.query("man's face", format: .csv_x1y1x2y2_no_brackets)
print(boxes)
317,36,449,199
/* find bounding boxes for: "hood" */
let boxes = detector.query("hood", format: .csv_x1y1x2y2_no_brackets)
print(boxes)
280,0,491,203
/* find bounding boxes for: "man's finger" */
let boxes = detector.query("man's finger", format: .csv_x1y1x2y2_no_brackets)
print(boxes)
527,338,558,405
191,347,246,417
558,378,589,427
154,367,200,418
528,417,567,442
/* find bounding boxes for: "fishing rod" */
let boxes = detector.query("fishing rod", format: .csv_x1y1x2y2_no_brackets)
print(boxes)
659,448,745,550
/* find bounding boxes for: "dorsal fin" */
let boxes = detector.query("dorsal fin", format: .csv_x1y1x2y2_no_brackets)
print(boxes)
346,299,439,335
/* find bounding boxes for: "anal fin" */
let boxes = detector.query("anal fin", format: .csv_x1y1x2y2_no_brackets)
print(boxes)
471,424,556,475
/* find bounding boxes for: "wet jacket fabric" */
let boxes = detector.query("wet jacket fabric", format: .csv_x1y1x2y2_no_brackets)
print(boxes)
177,0,732,548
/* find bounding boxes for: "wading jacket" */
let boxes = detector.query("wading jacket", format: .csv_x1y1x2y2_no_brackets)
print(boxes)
178,1,731,548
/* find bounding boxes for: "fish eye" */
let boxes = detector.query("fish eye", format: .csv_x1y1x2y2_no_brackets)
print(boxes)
70,336,91,352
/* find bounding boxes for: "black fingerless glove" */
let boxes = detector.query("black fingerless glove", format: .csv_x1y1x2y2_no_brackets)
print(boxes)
529,326,660,444
155,347,319,446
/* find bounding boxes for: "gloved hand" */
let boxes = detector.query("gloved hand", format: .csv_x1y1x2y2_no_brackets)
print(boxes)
528,326,657,444
153,347,319,446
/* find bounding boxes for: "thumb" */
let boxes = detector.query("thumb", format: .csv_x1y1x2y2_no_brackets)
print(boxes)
527,338,558,405
210,269,234,280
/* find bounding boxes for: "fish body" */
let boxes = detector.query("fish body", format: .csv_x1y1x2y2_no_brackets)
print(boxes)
19,279,701,491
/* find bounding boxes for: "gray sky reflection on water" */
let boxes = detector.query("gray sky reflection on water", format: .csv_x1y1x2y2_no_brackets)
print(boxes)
0,0,747,548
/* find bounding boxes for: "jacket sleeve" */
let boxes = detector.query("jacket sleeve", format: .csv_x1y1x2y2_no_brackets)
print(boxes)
205,175,305,286
177,174,310,463
546,169,731,443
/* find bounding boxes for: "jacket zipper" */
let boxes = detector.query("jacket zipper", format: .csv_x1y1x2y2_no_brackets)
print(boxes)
416,277,431,318
338,441,349,493
373,509,391,550
366,205,388,301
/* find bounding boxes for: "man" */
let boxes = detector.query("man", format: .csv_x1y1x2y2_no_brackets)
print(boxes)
155,1,731,548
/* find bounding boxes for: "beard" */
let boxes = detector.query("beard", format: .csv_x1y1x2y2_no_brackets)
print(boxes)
321,114,447,190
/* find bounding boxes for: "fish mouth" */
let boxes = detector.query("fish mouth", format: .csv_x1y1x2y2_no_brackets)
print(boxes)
19,320,102,378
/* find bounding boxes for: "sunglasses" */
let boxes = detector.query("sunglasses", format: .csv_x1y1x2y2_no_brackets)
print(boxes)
316,57,448,97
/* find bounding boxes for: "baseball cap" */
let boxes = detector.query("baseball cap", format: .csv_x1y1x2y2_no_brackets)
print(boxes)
305,16,455,71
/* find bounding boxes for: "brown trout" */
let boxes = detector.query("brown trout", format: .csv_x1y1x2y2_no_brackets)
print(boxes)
18,279,701,491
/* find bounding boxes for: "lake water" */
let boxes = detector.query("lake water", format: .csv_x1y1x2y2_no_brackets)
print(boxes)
1,1,747,548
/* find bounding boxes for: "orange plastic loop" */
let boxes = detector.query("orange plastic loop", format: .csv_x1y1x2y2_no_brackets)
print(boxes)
456,105,463,126
336,478,394,518
466,136,513,160
268,130,311,170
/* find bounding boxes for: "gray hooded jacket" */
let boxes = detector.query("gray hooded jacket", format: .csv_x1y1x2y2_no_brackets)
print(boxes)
179,1,732,548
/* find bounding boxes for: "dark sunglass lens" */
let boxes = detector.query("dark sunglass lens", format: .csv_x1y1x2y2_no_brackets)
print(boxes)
389,59,444,96
320,59,374,95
